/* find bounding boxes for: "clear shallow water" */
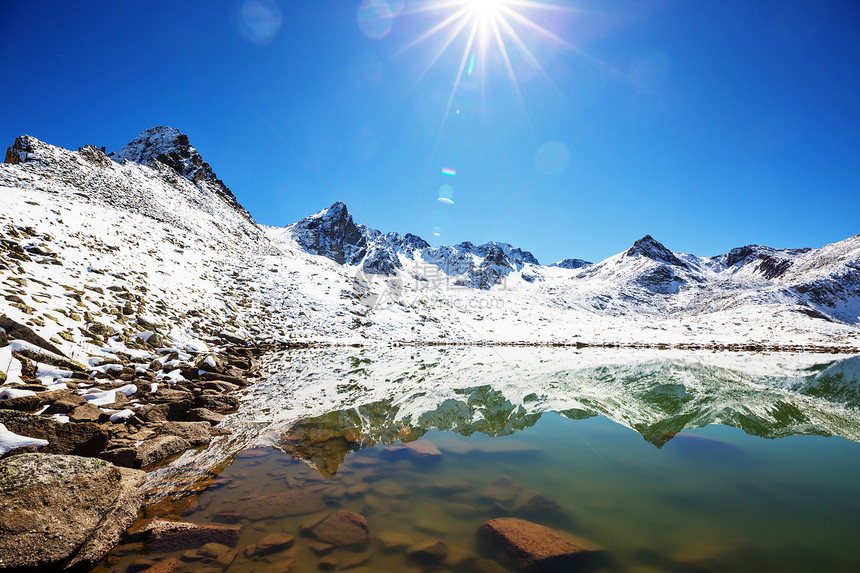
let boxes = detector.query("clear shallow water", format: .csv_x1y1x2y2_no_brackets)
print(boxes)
94,349,860,572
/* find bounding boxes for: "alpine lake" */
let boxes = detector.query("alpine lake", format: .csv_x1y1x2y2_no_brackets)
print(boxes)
93,347,860,573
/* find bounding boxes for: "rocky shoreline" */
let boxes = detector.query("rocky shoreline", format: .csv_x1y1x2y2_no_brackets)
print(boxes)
0,313,272,572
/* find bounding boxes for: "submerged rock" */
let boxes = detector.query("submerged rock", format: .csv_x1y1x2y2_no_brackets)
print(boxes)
220,489,325,521
133,519,241,552
477,517,608,572
0,453,144,571
408,538,449,564
307,510,370,550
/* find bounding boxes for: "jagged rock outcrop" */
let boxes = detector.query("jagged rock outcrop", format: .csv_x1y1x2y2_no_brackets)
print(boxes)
625,235,688,268
115,126,248,216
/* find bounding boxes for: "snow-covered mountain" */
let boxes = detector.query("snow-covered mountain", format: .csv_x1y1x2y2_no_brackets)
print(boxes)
1,127,859,358
269,201,542,289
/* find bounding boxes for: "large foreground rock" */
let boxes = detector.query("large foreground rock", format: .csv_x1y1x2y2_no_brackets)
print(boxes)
477,518,608,572
0,453,145,572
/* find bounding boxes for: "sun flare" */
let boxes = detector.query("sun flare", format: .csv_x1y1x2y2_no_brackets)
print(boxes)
401,0,576,130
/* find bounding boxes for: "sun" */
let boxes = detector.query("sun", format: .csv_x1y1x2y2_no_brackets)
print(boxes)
399,0,576,130
466,0,506,20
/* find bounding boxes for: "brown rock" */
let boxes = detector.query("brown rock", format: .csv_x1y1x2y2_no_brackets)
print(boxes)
0,388,71,412
224,489,326,521
383,439,443,461
201,380,239,393
510,490,571,526
477,518,608,572
214,548,237,570
140,520,241,552
408,538,448,564
255,533,294,555
193,395,239,411
376,531,414,553
308,510,370,550
184,407,225,425
157,421,212,447
307,541,334,555
141,557,185,572
338,550,371,569
43,393,87,414
135,435,192,468
0,453,144,571
0,410,109,456
68,402,103,422
140,400,193,422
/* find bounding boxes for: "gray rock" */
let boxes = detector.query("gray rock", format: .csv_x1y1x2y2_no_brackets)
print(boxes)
0,453,144,571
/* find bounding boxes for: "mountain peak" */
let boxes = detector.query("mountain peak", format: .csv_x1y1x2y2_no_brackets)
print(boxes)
553,258,592,270
117,126,245,214
626,235,687,267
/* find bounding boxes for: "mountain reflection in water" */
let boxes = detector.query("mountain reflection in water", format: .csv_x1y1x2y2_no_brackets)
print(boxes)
229,349,860,477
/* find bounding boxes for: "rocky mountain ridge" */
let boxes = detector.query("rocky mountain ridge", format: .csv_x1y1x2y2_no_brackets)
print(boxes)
1,127,859,352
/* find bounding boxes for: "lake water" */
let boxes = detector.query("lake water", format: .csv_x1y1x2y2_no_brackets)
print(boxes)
94,348,860,572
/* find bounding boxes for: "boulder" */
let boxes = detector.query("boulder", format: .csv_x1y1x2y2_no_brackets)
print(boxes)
0,453,144,571
307,510,370,550
477,518,608,572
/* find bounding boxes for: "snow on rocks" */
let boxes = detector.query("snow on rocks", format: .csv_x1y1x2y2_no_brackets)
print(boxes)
0,422,49,454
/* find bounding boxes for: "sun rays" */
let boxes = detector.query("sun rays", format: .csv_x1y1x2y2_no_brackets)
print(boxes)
399,0,577,128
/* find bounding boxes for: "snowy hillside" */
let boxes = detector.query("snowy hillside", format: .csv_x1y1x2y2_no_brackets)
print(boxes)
1,127,859,364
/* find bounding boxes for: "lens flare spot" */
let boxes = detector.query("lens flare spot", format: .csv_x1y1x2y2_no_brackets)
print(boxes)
357,0,394,39
238,0,282,45
441,167,457,177
438,184,455,204
468,53,476,77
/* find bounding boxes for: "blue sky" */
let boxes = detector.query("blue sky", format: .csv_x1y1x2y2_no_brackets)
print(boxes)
2,0,858,264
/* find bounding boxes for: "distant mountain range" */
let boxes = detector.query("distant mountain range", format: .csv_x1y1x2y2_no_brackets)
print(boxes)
2,126,859,349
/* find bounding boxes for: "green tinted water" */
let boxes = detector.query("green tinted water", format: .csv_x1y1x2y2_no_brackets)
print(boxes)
94,349,860,573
